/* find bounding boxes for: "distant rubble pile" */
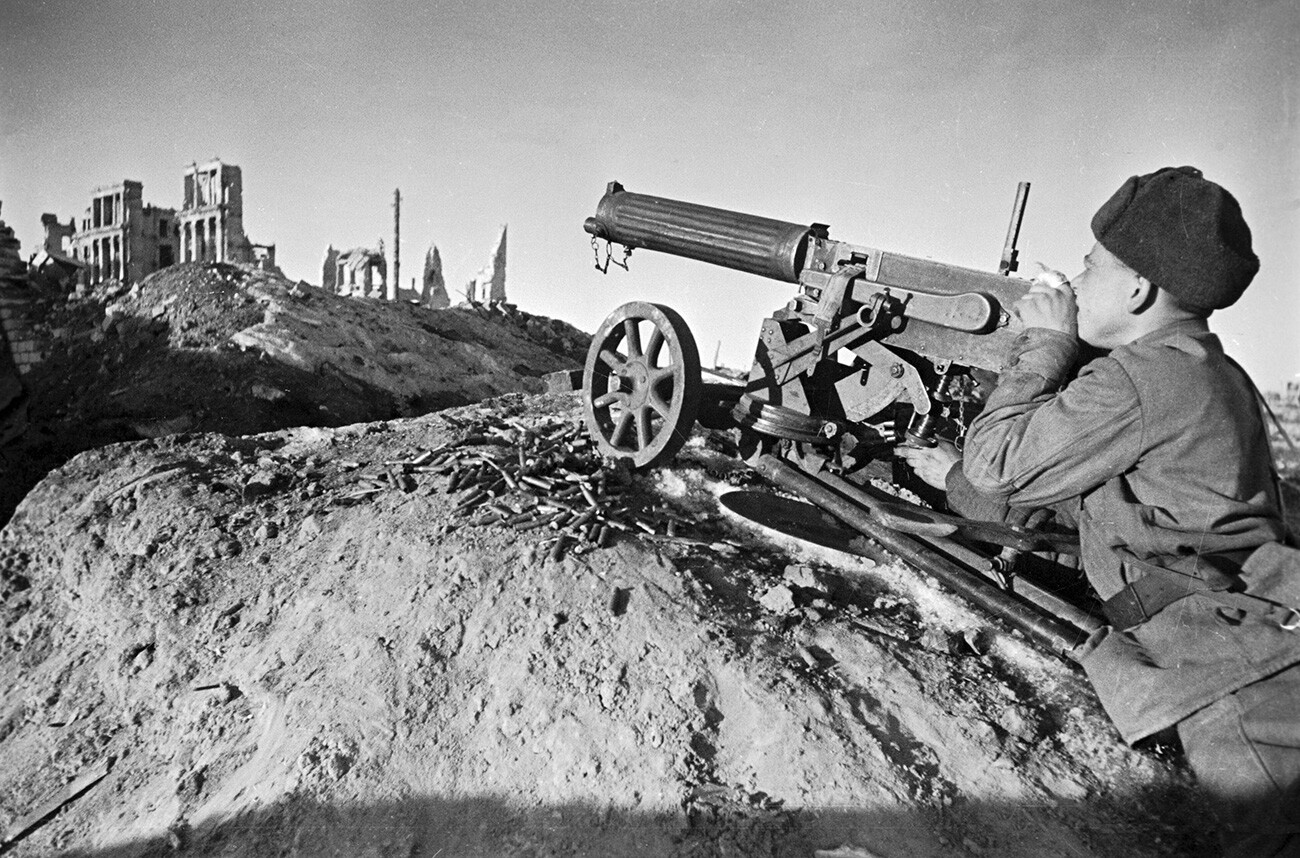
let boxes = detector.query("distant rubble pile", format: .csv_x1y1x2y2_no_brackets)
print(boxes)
0,260,588,527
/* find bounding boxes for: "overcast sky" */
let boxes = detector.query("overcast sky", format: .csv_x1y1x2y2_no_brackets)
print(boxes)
2,0,1296,388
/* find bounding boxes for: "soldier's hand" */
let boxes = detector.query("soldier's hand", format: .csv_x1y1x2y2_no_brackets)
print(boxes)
895,441,961,490
1015,264,1078,336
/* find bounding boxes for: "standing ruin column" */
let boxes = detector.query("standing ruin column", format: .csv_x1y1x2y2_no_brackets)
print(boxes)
390,188,400,302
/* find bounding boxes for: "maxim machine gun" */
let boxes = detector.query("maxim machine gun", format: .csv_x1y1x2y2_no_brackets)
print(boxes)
580,181,1101,658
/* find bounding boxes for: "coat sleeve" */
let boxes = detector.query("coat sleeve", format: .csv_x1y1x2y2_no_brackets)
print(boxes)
962,329,1143,508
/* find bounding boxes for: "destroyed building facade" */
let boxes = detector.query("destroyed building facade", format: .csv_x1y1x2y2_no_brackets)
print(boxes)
61,159,275,289
322,244,388,299
178,159,266,267
68,180,176,287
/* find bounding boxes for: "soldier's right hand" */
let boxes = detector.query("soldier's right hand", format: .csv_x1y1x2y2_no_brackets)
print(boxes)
1014,264,1078,336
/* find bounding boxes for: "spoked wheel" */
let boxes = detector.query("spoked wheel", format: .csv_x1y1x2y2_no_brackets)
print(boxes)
582,302,702,468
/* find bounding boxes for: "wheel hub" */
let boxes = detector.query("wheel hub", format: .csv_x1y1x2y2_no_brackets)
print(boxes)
622,361,651,408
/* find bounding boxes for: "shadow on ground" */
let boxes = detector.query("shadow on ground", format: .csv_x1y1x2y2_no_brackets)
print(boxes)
5,788,1220,858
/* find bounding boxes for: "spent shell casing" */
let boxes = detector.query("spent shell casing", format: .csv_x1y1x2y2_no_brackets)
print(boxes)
569,508,597,529
596,525,612,548
516,511,563,531
548,535,569,563
455,483,488,505
503,509,538,526
454,489,489,512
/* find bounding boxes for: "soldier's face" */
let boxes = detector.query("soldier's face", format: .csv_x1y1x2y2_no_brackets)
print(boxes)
1071,242,1143,348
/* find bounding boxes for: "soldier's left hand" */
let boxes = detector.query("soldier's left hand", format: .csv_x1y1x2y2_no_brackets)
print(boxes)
896,441,961,490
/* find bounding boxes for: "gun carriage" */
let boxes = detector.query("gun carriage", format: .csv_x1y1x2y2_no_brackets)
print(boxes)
580,181,1099,657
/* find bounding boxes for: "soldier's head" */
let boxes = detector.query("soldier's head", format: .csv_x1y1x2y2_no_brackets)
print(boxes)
1093,166,1257,314
1069,166,1258,347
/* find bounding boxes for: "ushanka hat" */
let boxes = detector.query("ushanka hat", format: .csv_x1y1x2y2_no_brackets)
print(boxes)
1090,165,1259,312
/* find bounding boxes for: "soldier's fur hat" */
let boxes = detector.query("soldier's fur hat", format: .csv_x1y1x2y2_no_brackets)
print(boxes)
1091,166,1259,312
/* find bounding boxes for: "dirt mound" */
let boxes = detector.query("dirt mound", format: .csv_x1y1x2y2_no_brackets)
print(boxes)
1,263,587,526
0,393,1215,857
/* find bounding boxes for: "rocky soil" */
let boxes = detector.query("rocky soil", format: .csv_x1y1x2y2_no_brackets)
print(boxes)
1,392,1224,857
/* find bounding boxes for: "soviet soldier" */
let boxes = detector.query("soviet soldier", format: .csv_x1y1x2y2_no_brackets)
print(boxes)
898,166,1300,856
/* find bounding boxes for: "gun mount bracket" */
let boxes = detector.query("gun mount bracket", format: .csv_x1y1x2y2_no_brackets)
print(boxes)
732,393,837,444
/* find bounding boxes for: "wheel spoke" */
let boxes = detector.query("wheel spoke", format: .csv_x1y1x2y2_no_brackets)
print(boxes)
600,349,628,372
610,410,634,448
594,389,626,409
648,389,672,419
623,319,643,358
645,327,665,366
635,405,654,450
649,365,677,387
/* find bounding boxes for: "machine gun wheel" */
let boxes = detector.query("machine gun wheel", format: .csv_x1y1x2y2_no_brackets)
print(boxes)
582,302,702,469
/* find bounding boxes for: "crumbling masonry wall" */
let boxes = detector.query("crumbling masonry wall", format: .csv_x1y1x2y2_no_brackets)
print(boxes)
0,206,45,376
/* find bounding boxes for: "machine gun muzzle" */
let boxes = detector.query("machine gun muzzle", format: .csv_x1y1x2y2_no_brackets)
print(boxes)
583,181,823,284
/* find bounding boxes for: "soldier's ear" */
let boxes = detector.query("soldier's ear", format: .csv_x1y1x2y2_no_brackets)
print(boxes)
1127,276,1157,314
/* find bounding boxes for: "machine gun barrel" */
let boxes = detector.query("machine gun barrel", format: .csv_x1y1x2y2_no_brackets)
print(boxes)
583,181,818,283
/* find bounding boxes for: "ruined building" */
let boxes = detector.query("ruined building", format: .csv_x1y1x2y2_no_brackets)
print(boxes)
466,225,507,305
178,160,275,269
28,214,85,290
422,245,450,309
62,159,276,288
322,243,387,299
68,180,176,287
322,221,504,308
